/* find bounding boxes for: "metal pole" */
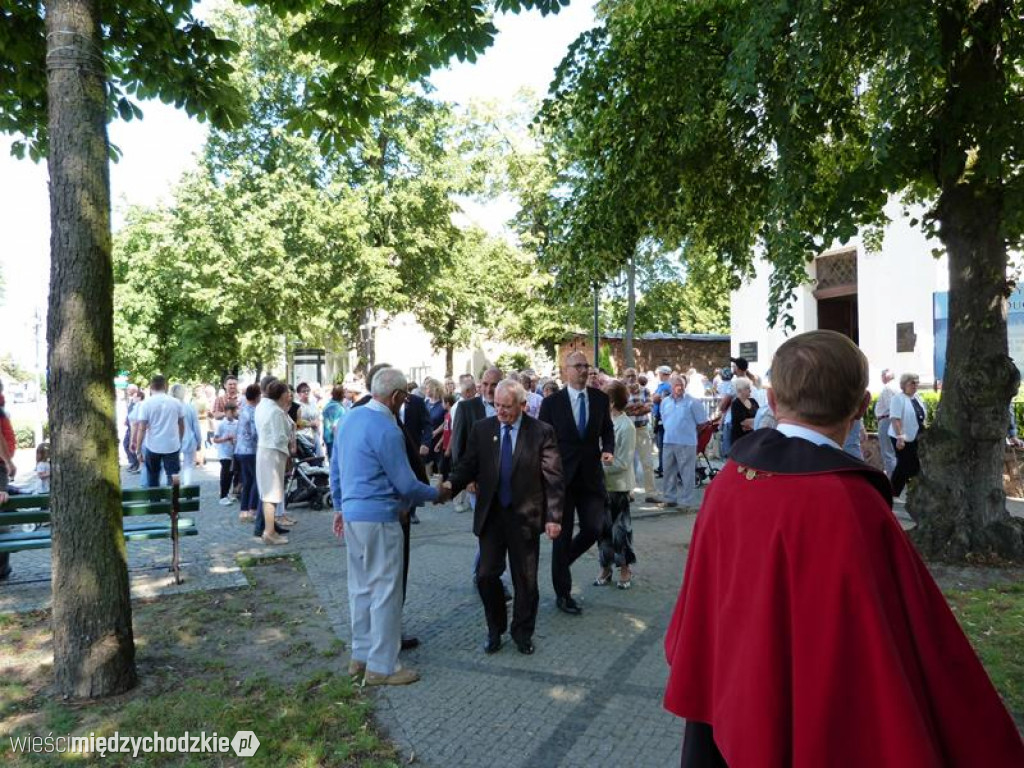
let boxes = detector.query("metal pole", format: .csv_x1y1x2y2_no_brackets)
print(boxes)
593,282,600,368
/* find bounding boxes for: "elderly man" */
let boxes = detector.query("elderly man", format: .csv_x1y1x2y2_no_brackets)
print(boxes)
332,367,451,686
447,379,564,654
659,374,710,510
874,368,899,477
664,330,1024,766
651,365,673,476
539,351,615,615
623,368,658,502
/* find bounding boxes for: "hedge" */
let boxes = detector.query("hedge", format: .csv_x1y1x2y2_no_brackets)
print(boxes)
864,392,1021,436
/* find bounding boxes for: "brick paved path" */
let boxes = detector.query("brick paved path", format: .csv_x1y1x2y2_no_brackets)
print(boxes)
1,457,705,766
305,499,698,767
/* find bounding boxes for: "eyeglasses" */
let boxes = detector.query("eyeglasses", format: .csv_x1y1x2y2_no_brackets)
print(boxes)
569,363,590,371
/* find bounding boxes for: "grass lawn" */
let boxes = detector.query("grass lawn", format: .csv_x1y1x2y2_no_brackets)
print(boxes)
946,581,1024,726
0,556,399,767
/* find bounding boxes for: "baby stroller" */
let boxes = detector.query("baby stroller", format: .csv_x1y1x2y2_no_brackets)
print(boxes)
285,432,332,510
695,419,720,487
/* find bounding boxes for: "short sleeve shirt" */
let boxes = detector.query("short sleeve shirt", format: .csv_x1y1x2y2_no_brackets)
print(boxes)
137,393,184,454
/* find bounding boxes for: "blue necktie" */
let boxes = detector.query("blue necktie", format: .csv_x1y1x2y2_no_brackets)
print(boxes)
499,425,513,508
577,391,587,437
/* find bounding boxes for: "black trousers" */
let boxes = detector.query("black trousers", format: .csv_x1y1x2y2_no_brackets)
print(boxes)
552,479,607,599
219,459,234,498
890,437,920,496
479,502,541,641
681,721,728,767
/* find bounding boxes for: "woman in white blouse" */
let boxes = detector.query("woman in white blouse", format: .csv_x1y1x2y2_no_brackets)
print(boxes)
888,373,925,497
255,380,294,545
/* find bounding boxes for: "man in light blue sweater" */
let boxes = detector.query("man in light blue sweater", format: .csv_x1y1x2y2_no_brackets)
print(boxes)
331,367,451,686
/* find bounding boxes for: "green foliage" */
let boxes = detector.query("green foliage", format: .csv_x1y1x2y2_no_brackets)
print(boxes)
598,345,615,375
12,422,35,449
0,1,248,160
496,351,532,373
0,354,33,383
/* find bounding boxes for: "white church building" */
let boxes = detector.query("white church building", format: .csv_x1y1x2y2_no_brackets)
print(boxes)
730,201,953,392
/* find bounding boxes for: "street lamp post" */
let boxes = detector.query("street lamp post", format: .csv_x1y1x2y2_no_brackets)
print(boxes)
592,281,600,368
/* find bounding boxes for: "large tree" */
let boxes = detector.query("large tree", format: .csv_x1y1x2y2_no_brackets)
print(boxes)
543,0,1024,562
2,0,570,698
4,0,249,699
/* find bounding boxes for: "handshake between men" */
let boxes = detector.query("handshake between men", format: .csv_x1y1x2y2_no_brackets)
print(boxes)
439,481,560,539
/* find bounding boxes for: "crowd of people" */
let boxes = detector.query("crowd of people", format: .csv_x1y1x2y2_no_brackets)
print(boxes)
2,336,1023,763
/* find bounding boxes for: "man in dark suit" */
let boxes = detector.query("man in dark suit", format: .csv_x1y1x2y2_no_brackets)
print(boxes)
539,350,616,616
399,389,433,524
452,367,501,466
447,379,564,655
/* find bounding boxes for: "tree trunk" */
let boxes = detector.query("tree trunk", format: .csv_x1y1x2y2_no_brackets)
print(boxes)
46,0,137,697
624,249,637,369
357,308,376,371
444,315,456,378
909,184,1024,561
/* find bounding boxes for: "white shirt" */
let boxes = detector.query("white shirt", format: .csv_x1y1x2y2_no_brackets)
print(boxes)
776,423,841,450
136,392,184,454
874,381,899,419
566,384,587,429
525,391,543,419
685,375,706,398
888,393,924,442
499,414,523,454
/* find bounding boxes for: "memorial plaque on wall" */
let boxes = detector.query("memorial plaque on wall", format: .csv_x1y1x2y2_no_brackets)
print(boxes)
896,322,916,353
738,342,758,362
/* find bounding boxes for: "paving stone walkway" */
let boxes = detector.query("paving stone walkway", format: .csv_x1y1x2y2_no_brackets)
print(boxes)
6,447,973,767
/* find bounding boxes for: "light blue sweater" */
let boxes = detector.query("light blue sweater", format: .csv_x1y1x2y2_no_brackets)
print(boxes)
330,400,438,522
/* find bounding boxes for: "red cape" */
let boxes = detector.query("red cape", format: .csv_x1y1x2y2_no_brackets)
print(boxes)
664,429,1024,767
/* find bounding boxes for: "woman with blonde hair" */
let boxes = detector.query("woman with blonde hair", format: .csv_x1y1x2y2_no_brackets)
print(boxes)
888,373,926,497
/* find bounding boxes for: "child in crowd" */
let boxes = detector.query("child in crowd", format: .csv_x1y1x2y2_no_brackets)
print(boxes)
437,393,456,481
213,403,238,505
33,443,51,494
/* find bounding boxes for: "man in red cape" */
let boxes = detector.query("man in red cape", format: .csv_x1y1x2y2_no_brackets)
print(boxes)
664,330,1024,767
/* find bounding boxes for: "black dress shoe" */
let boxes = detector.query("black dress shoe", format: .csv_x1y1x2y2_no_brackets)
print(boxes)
482,635,502,654
514,638,534,655
0,566,12,581
401,635,420,651
556,596,582,615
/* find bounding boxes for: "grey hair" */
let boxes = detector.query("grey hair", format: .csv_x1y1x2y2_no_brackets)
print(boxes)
170,383,189,401
733,376,752,394
495,379,527,404
459,377,477,396
371,367,408,399
899,372,919,388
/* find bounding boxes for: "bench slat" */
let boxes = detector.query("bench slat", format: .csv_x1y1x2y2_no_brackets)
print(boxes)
0,520,198,553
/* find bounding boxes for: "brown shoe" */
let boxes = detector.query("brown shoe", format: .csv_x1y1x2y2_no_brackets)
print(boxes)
262,532,289,546
347,659,366,682
363,667,420,687
278,515,298,526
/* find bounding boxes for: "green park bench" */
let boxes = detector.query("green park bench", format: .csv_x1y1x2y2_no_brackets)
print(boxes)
0,478,200,584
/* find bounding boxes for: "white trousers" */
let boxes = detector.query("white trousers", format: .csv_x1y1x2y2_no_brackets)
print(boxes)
180,449,196,486
345,521,404,675
663,444,698,506
877,417,897,477
633,424,657,493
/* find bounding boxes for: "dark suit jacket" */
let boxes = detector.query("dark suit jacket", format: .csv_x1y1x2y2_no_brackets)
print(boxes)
448,415,564,537
538,386,616,491
451,396,487,464
401,394,433,451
